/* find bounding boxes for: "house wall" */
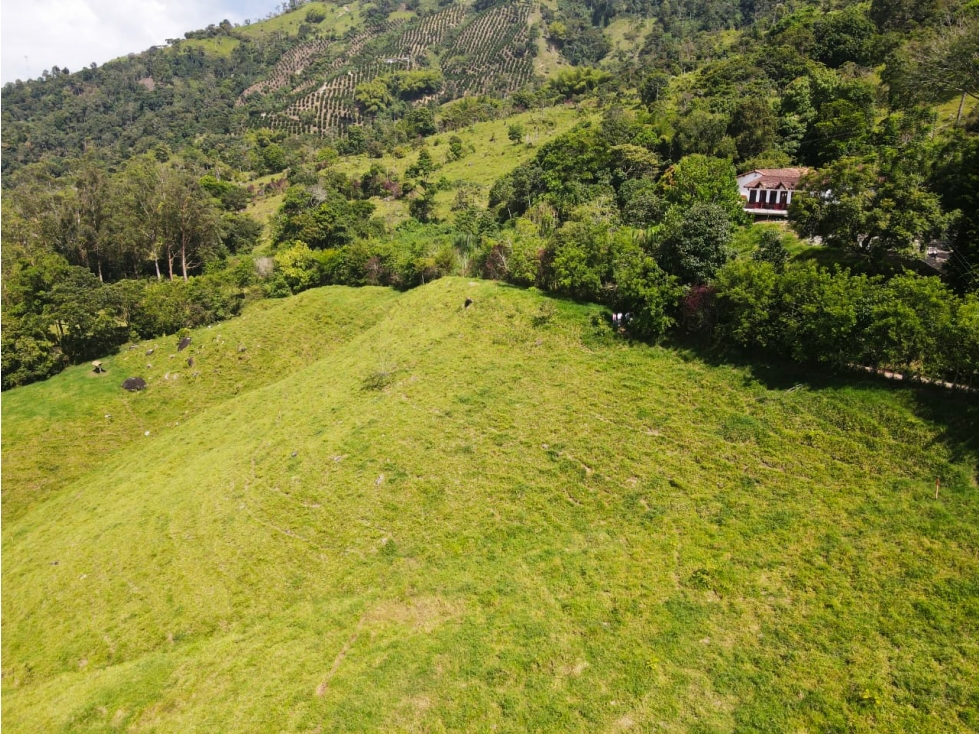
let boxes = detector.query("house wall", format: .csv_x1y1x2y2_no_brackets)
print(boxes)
736,172,763,200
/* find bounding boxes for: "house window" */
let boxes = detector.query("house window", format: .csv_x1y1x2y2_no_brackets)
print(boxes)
749,190,757,204
779,190,788,206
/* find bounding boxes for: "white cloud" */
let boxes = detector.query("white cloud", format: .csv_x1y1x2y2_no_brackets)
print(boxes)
1,0,275,84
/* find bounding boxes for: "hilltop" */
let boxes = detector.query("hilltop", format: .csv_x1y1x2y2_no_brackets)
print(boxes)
3,279,978,731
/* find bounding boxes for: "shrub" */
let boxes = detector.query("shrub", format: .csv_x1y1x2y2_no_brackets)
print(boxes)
657,204,734,286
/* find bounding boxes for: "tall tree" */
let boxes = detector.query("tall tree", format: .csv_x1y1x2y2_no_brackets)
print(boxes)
109,156,166,279
898,17,979,122
657,203,734,285
71,163,113,281
790,155,949,265
159,169,222,281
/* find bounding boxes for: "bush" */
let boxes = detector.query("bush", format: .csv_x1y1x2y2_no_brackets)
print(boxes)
657,204,734,286
274,242,325,294
711,260,979,384
613,242,682,339
752,227,790,270
0,313,64,390
305,7,327,23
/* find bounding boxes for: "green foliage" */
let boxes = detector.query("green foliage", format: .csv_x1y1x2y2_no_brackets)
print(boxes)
712,259,979,381
791,155,949,264
729,97,778,161
0,313,64,390
812,7,877,68
445,135,467,162
476,217,543,285
932,135,979,293
547,67,613,99
355,79,394,114
0,250,254,389
546,219,614,301
356,70,444,113
221,212,263,254
271,186,377,250
200,175,249,212
438,96,503,130
399,108,438,139
274,241,327,293
618,179,664,228
752,227,791,270
408,184,438,223
549,15,612,65
639,71,669,107
672,108,736,159
612,240,682,338
870,0,949,30
885,17,979,107
658,155,747,225
387,70,444,99
405,148,438,178
305,7,327,24
715,259,780,349
507,122,526,144
657,203,734,286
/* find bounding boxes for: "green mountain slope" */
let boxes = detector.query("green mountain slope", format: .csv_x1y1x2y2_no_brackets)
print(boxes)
3,280,977,732
0,0,544,174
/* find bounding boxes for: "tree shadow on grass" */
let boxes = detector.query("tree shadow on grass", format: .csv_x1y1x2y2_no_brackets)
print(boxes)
672,337,979,471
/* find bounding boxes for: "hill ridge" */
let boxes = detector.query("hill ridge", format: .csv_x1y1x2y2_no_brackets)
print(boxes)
3,278,978,731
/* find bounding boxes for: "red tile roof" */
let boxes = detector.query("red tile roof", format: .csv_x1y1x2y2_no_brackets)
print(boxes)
742,168,810,190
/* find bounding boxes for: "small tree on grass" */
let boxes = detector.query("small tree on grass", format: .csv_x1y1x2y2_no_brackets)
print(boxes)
508,122,526,144
408,184,438,223
752,228,790,270
613,242,681,338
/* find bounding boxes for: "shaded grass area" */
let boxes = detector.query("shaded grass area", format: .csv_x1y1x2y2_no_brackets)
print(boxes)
2,278,977,732
601,16,657,63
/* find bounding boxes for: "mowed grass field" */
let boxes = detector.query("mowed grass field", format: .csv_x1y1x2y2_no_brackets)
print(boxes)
2,278,978,732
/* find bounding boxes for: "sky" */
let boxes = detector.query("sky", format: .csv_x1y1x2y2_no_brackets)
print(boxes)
1,0,277,84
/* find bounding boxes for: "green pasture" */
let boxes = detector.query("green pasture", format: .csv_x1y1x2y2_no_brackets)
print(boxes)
332,104,596,225
2,278,977,732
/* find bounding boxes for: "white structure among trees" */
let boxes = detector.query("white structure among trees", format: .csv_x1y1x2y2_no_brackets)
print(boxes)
737,168,810,217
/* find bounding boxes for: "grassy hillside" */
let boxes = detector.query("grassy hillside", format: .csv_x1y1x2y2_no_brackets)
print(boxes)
332,103,594,226
3,279,977,732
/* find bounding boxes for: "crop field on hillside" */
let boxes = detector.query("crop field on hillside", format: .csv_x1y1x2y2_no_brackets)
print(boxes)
3,279,977,732
236,1,540,136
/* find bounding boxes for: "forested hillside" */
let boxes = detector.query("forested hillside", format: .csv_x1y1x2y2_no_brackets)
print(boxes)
2,0,978,390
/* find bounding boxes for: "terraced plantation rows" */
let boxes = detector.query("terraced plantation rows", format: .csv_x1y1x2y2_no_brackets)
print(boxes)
274,19,412,135
396,2,468,58
442,3,534,96
261,2,537,136
240,39,332,99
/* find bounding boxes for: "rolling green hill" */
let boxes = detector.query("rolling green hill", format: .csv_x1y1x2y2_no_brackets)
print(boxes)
3,279,977,732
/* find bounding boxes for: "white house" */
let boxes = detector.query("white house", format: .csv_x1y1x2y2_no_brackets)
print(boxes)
736,168,810,218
